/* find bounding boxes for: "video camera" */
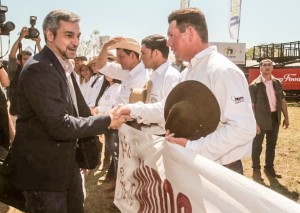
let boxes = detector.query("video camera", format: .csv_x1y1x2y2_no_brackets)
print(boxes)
0,5,15,36
25,16,39,39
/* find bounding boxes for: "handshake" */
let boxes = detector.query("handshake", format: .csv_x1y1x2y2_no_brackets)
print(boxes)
107,104,132,129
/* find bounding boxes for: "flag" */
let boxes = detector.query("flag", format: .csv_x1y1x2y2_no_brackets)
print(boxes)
114,125,300,212
229,0,242,40
180,0,190,9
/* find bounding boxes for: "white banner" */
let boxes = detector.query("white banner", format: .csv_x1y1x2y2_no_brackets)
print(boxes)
229,0,242,40
114,124,300,212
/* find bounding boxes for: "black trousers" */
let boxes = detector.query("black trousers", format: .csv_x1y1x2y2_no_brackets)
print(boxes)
104,129,119,180
252,112,279,169
23,166,84,213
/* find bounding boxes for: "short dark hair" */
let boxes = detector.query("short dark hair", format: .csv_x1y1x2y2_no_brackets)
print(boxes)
168,7,208,43
141,34,169,59
42,10,80,42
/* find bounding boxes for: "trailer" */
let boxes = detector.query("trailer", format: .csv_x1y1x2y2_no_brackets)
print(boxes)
244,41,300,102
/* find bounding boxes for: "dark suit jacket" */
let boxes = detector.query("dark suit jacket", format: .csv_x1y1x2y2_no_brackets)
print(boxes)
10,46,111,191
249,75,285,130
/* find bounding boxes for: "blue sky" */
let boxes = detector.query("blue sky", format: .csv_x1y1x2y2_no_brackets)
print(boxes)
1,0,299,59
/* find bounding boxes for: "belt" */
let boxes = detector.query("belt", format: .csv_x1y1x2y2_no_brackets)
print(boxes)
126,120,159,131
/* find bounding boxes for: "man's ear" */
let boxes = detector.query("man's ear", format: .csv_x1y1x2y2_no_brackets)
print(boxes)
45,29,54,42
186,26,195,41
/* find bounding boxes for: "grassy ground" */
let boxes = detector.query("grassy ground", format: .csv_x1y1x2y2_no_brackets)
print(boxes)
1,105,299,212
243,104,300,203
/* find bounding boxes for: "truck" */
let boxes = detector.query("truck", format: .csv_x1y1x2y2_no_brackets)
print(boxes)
243,41,300,102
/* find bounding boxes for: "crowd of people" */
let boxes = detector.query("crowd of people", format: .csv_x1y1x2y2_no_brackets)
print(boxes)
0,6,290,213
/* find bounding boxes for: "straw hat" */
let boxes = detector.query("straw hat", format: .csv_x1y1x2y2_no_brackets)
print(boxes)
164,80,220,140
109,37,141,54
87,57,97,67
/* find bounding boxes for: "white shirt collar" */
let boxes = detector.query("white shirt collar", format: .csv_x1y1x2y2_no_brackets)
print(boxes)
47,45,74,77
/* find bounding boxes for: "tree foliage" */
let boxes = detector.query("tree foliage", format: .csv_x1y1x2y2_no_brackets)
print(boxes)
76,30,102,59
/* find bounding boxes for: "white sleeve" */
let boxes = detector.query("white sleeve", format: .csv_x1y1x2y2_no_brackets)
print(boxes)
186,68,256,162
130,97,166,126
99,62,125,81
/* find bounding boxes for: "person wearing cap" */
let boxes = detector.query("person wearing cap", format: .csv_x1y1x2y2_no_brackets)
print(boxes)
94,36,149,201
116,8,256,175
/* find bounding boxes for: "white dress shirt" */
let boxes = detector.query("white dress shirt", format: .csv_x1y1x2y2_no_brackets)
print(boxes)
131,46,256,165
182,46,256,165
130,61,181,135
100,61,149,105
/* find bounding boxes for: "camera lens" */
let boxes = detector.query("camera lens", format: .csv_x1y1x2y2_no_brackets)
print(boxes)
29,28,39,38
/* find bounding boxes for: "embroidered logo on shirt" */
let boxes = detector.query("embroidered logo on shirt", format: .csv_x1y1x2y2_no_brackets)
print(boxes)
231,96,244,104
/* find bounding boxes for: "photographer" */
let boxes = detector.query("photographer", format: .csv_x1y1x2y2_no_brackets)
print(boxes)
7,27,42,116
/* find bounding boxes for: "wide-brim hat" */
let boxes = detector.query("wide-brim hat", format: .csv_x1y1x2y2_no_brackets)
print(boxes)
87,57,97,66
164,80,220,140
75,56,87,61
109,37,141,55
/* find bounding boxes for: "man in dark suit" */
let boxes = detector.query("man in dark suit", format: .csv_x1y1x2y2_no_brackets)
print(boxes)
249,59,289,182
8,10,126,213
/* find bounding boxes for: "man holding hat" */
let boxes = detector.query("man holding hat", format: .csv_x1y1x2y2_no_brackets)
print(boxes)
115,8,256,175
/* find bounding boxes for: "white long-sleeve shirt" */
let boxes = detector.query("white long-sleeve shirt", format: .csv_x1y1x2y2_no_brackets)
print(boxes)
183,46,256,165
100,62,149,105
130,61,180,134
131,46,256,165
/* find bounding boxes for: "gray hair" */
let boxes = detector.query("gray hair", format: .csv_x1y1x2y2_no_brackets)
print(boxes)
42,10,80,42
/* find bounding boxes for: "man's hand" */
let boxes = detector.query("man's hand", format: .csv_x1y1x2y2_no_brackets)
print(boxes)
20,27,29,39
282,118,289,129
165,130,188,147
113,104,131,119
108,111,129,129
32,36,41,45
256,124,261,134
104,37,126,50
90,107,99,116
